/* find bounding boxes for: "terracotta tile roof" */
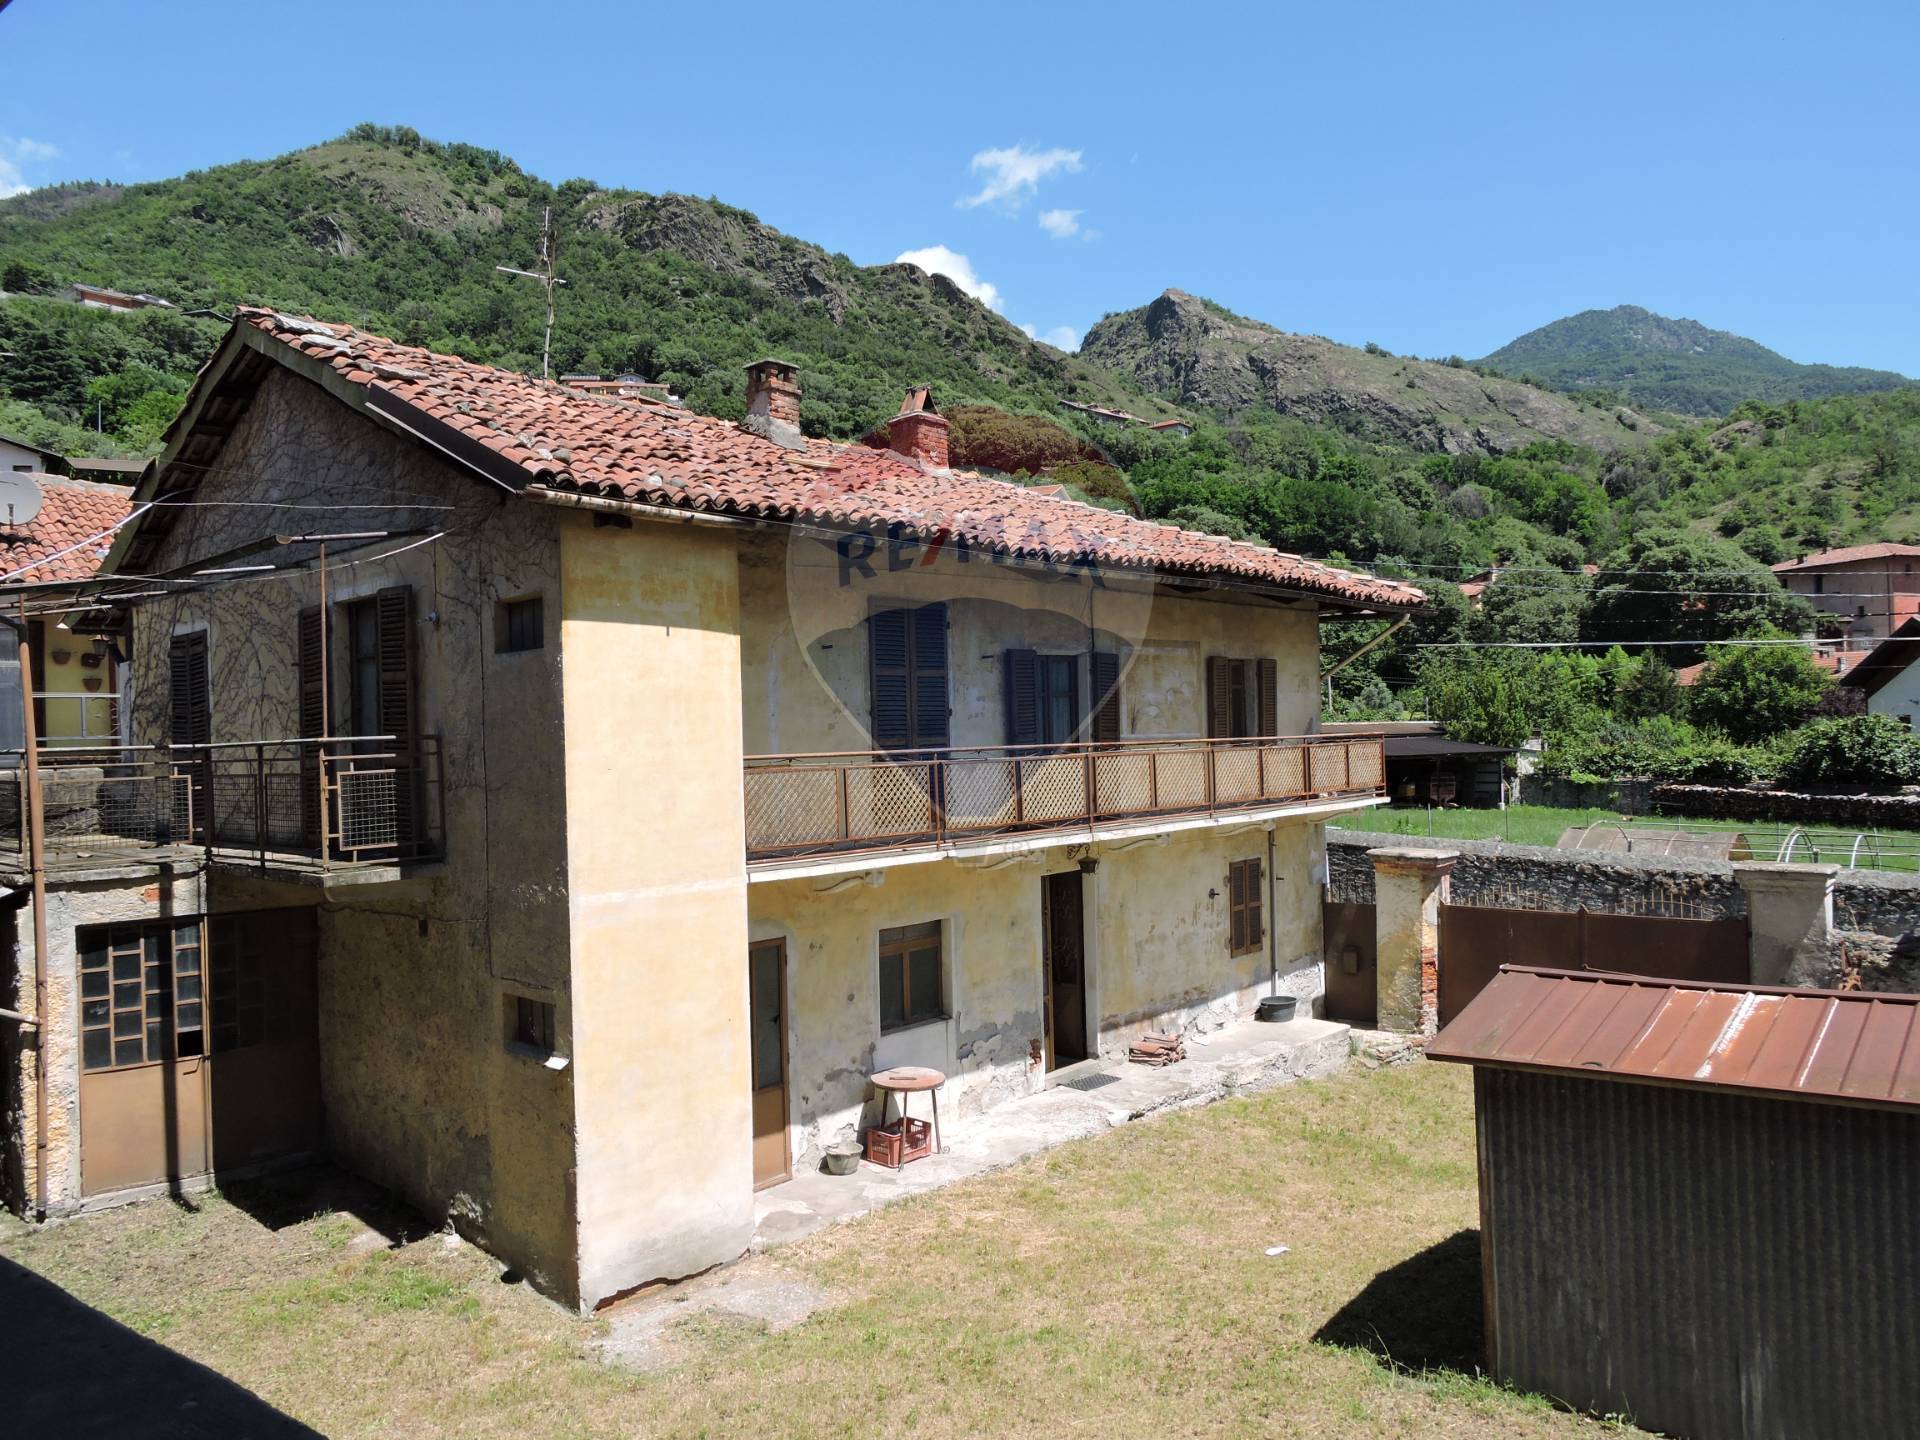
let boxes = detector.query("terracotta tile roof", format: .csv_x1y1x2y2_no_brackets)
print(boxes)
1773,542,1920,572
0,476,137,585
226,310,1421,610
1675,644,1870,687
1429,966,1920,1114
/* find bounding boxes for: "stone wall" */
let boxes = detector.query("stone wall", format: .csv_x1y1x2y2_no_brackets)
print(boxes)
1328,829,1744,917
1653,784,1920,828
1331,828,1920,996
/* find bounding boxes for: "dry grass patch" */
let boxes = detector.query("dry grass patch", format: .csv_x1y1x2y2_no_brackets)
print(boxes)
3,1062,1648,1439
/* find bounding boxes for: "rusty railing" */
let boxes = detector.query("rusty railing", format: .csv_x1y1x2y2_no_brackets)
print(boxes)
743,733,1385,862
0,735,444,872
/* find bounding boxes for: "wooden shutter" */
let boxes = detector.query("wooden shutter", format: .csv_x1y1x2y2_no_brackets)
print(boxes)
1256,658,1278,739
374,586,415,741
1089,652,1121,744
1205,656,1231,738
869,607,911,749
297,607,325,846
168,632,211,747
911,603,949,749
1228,858,1264,955
1003,649,1039,747
1246,858,1264,950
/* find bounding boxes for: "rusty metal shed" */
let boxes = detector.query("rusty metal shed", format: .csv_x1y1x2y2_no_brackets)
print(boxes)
1428,966,1920,1440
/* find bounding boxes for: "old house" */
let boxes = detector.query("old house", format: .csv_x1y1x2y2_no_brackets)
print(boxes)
0,310,1419,1310
1772,541,1920,642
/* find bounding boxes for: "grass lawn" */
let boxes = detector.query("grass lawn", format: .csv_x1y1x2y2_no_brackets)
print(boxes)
1,1063,1648,1439
1339,805,1920,871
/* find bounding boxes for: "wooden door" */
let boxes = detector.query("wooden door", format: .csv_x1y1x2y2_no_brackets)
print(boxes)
749,939,790,1189
1042,872,1088,1069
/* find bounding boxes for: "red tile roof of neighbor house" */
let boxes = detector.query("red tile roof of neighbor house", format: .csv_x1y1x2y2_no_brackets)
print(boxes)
0,476,137,585
1673,645,1869,687
222,310,1422,610
1428,966,1920,1114
1773,542,1920,572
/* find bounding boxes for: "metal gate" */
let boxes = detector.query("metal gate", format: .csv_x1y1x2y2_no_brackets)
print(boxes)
1322,899,1377,1026
1437,903,1750,1027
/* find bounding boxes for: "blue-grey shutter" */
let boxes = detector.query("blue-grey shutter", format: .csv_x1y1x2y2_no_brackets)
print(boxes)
869,607,911,749
1004,649,1039,747
910,603,950,748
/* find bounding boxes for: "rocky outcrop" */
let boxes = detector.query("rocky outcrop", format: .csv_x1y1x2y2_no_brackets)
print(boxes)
1082,289,1657,456
587,193,854,320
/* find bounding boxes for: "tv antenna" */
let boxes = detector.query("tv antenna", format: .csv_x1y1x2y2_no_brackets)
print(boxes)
495,205,568,379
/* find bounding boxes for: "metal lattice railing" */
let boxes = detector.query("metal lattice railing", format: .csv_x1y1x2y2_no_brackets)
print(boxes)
744,734,1386,862
0,735,443,872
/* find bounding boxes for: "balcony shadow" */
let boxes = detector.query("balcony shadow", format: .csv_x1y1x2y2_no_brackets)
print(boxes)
1312,1228,1484,1375
0,1253,321,1438
217,1161,435,1249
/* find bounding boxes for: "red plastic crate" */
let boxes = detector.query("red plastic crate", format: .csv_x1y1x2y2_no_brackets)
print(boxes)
864,1116,933,1168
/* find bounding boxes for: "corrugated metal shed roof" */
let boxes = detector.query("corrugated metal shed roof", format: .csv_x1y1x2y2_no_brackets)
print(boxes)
1427,966,1920,1114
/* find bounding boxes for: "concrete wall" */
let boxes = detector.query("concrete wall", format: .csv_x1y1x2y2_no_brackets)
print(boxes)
559,513,754,1307
737,528,1321,756
747,816,1325,1169
119,369,581,1303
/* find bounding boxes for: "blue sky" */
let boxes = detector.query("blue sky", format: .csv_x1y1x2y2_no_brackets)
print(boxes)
4,0,1917,372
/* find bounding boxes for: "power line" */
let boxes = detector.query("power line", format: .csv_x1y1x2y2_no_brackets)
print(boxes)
1417,638,1842,649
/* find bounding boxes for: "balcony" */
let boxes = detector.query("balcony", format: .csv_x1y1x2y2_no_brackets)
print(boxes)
743,733,1385,870
0,736,444,880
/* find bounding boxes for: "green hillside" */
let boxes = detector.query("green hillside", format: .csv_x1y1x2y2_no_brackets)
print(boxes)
0,125,1164,449
1480,304,1914,416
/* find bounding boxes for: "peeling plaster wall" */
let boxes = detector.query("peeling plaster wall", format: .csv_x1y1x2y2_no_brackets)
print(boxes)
747,818,1327,1170
736,529,1323,755
120,369,579,1304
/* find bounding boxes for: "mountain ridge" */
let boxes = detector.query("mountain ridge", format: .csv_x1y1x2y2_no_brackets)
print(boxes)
1479,304,1914,415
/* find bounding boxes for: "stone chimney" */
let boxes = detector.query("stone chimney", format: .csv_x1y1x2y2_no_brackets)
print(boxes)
886,386,949,469
742,358,804,450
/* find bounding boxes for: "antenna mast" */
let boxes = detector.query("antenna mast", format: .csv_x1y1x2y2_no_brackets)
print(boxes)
495,205,568,379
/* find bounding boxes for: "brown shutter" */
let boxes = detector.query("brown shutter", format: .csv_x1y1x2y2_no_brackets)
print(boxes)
374,586,415,740
1256,657,1278,739
1247,858,1264,949
297,607,324,846
1228,861,1245,953
168,631,211,746
911,602,950,749
1004,649,1039,747
1089,652,1121,744
869,607,911,749
1205,656,1230,738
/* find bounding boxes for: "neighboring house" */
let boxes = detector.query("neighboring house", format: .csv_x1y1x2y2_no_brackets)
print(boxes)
1057,399,1144,427
1148,419,1193,438
0,474,136,751
557,374,681,404
1772,542,1920,642
66,456,148,486
66,283,176,312
1839,617,1920,729
0,309,1420,1311
1458,563,1598,610
0,433,70,477
1674,641,1870,689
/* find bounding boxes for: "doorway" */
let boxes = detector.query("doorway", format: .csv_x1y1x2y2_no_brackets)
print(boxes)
748,939,790,1189
1042,871,1088,1069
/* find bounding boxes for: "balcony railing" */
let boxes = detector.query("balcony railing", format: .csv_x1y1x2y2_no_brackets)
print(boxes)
0,736,444,874
743,733,1385,863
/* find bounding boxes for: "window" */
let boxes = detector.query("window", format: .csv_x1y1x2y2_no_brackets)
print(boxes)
1227,858,1264,956
168,630,210,747
878,921,944,1032
78,921,205,1071
1205,657,1278,739
1037,654,1079,745
1813,575,1825,595
497,595,544,653
509,994,557,1055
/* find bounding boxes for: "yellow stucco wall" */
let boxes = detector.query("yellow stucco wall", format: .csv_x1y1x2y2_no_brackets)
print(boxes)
737,528,1322,756
747,815,1326,1168
32,624,117,747
559,512,755,1306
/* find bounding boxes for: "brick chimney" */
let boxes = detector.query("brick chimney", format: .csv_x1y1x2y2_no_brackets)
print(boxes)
887,387,949,469
743,358,804,450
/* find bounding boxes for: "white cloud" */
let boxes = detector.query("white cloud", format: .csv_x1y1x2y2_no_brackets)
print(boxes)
1038,208,1082,240
1018,322,1081,351
960,144,1082,210
0,137,60,198
895,245,1003,313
